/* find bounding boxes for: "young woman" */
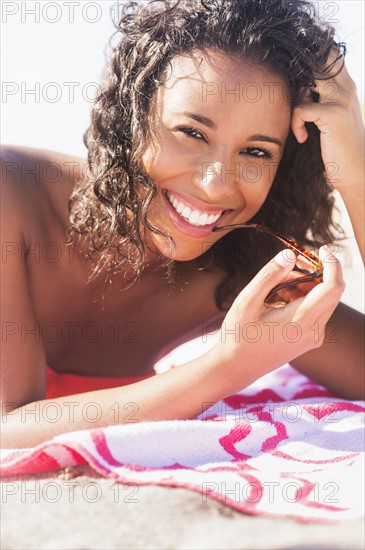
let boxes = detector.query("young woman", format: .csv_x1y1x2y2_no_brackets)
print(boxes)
1,0,364,448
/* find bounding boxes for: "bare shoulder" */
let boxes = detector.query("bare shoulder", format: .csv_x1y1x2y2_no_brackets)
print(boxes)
1,144,86,191
1,144,86,181
1,144,85,169
1,145,86,240
0,146,87,406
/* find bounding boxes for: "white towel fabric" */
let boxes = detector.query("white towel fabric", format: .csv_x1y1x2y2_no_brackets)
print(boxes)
1,352,364,523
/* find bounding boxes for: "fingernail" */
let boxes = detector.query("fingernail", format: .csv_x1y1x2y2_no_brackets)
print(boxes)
274,249,296,267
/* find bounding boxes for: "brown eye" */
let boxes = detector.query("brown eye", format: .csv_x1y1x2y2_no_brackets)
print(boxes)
241,147,273,159
176,126,207,141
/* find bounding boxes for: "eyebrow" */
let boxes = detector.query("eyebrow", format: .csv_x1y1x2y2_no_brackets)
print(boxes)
181,111,216,129
180,112,283,147
247,134,283,147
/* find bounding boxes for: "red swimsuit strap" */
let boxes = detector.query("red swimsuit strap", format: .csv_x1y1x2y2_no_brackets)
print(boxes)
46,367,155,399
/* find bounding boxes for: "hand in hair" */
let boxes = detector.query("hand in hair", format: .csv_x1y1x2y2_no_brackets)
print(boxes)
291,49,364,193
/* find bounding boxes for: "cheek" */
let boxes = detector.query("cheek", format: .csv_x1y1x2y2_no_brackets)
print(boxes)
244,163,269,184
141,145,170,184
239,162,275,197
141,147,154,175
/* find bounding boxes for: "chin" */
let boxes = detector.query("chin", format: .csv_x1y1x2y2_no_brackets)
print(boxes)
174,249,207,262
150,232,215,263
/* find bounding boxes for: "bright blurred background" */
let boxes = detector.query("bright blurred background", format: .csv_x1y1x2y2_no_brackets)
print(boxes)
1,0,364,311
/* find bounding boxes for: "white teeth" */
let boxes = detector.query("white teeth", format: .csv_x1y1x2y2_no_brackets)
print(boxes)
199,213,208,225
208,213,219,224
176,201,185,214
181,206,192,218
189,210,200,225
166,191,223,227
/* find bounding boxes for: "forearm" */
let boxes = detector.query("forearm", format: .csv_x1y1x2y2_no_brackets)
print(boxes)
339,185,365,263
1,346,237,449
291,303,365,400
1,248,350,447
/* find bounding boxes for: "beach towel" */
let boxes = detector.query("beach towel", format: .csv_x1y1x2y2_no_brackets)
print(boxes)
1,338,364,523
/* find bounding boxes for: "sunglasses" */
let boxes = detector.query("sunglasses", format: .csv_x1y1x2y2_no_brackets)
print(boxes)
213,222,323,307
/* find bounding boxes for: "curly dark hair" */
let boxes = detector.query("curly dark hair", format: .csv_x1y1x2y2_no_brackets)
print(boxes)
69,0,345,310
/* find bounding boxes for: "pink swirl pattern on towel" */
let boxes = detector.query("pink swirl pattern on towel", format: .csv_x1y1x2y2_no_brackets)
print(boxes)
1,364,364,522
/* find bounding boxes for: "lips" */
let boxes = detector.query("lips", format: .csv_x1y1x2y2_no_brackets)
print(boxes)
161,190,233,238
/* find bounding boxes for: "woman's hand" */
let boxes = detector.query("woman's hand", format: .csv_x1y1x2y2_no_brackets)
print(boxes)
214,247,345,389
291,50,364,192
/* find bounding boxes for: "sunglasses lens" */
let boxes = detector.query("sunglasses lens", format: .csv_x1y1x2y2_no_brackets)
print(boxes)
265,252,322,308
294,253,318,275
265,280,318,307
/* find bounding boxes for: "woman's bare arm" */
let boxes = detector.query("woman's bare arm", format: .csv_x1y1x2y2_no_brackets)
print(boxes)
290,302,364,399
291,52,365,262
2,241,346,448
1,346,230,448
290,53,364,395
3,303,363,449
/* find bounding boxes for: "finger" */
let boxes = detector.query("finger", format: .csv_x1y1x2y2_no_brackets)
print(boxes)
291,112,308,144
291,101,334,143
318,244,345,289
291,101,320,143
235,249,297,310
291,88,320,142
289,245,345,318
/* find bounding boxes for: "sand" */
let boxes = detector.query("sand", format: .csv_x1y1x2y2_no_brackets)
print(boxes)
1,466,364,550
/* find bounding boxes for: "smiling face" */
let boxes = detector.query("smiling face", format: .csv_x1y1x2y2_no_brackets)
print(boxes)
142,50,291,261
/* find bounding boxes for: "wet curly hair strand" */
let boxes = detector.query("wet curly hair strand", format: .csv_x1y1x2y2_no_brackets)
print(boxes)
69,0,345,310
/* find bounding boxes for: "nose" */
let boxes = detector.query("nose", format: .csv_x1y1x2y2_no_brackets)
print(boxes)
192,156,238,203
